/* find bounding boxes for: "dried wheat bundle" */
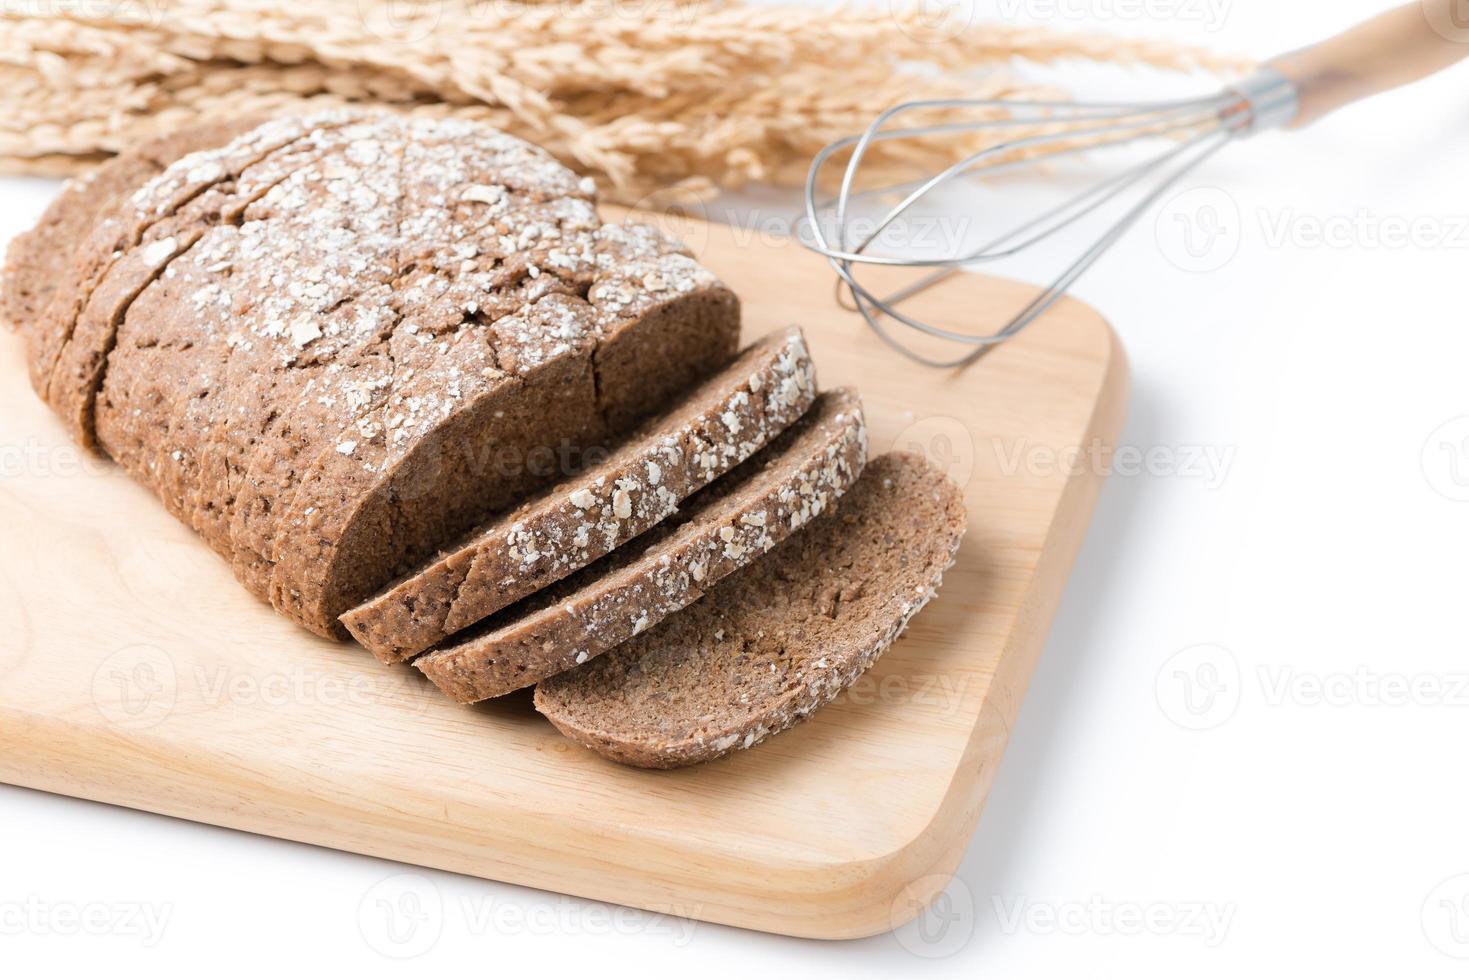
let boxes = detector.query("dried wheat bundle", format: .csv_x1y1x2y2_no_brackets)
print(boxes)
0,0,1246,201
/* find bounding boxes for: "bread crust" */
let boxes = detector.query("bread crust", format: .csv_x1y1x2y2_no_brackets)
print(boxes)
1,118,263,342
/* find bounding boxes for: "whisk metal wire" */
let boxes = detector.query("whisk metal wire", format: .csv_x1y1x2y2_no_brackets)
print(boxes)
799,71,1298,368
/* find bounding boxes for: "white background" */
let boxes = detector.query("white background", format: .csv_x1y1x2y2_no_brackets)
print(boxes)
3,0,1468,975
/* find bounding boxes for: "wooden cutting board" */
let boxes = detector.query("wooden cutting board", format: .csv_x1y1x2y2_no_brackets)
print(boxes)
0,208,1127,940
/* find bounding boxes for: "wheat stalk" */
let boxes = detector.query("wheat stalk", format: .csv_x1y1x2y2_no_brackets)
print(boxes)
0,0,1248,201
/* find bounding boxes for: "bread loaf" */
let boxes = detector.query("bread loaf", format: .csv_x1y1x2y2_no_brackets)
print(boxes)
5,112,741,637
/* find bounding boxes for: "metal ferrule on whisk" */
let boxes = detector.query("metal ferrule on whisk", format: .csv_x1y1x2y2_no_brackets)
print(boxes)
1221,68,1301,135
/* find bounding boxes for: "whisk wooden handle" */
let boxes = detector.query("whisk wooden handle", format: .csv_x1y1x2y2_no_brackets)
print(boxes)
1267,1,1469,128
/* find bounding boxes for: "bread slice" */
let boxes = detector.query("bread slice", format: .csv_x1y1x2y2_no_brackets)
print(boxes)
416,388,868,702
341,326,816,663
533,452,966,768
33,116,346,445
0,118,262,339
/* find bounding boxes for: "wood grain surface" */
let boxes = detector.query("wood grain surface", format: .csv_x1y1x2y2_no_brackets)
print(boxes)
0,208,1128,939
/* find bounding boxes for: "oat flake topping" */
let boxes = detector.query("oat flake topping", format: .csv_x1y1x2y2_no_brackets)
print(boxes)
115,110,716,481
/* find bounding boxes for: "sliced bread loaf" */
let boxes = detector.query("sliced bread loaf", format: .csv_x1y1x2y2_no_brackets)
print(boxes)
9,112,742,638
341,326,816,663
416,388,868,703
533,452,967,768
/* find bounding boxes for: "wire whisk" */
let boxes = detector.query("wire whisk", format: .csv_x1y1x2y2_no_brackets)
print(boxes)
800,1,1468,368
